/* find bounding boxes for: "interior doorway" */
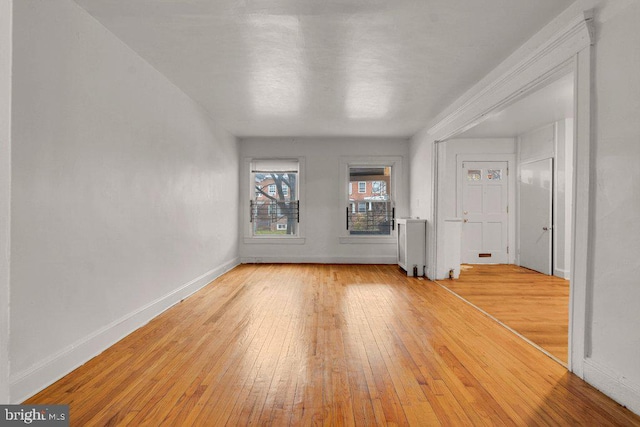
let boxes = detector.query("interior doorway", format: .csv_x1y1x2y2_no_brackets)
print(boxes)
437,70,575,366
429,14,593,375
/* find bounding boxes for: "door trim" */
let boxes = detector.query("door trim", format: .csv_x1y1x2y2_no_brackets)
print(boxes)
456,154,516,265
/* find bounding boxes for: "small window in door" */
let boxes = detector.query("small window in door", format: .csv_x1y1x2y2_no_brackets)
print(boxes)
487,169,502,180
467,169,482,181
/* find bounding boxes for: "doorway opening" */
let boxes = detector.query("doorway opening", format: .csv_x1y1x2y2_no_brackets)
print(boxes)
436,70,575,366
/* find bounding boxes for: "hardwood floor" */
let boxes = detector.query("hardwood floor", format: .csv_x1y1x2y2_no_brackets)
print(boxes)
436,264,569,364
27,264,639,426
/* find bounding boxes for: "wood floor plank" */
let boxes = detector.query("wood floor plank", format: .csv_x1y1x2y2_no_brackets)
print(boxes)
437,264,569,363
25,264,639,426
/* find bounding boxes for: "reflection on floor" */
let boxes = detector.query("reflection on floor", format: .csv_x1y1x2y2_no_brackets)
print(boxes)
27,265,640,425
436,264,569,364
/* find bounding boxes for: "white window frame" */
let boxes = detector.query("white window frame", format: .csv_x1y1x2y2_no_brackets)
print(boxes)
268,184,276,196
358,181,366,193
339,156,404,244
243,157,306,245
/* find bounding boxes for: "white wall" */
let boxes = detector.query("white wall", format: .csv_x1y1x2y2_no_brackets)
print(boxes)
409,128,434,221
519,124,555,161
553,119,573,278
584,0,640,412
9,0,239,402
409,129,434,276
240,138,409,264
0,0,12,404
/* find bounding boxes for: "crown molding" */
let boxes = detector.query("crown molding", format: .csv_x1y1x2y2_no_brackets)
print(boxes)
428,11,594,141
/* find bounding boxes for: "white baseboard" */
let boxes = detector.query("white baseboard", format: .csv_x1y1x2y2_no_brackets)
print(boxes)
583,358,640,416
10,257,240,403
240,255,397,264
554,268,570,279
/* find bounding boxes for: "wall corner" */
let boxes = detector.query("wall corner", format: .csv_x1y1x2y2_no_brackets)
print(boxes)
0,0,13,404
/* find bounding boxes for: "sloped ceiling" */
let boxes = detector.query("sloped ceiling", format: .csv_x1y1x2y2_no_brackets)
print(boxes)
73,0,574,137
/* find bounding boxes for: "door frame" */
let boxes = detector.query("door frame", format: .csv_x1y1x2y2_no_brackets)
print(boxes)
428,12,593,376
456,154,516,265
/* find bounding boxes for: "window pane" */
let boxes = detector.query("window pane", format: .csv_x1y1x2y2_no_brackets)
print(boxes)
467,169,482,181
253,171,298,236
487,169,502,180
348,166,393,235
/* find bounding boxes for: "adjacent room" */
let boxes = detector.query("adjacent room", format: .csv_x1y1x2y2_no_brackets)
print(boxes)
436,71,575,365
1,0,639,425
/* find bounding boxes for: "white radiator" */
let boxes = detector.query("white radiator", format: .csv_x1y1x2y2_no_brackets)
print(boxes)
396,218,427,277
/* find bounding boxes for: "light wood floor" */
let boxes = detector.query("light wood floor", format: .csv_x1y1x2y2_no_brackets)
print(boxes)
27,264,639,426
436,264,569,364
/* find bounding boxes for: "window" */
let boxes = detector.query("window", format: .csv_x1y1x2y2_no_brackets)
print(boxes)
467,169,482,181
250,159,300,236
349,183,352,195
347,166,393,235
487,169,502,180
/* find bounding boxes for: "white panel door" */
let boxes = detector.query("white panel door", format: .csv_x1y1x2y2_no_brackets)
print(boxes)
461,161,509,264
519,158,553,275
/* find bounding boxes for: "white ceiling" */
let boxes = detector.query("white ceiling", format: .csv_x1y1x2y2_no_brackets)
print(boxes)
458,72,575,139
73,0,574,138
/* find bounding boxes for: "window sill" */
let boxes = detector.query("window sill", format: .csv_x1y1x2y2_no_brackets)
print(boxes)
244,237,306,245
339,236,396,245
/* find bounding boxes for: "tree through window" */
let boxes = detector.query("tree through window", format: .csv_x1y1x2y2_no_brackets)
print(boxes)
250,160,299,236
